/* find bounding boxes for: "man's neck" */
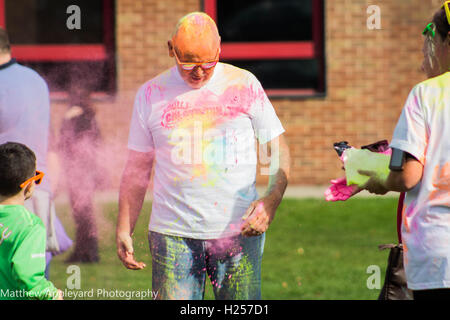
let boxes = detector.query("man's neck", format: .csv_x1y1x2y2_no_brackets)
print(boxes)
0,53,12,66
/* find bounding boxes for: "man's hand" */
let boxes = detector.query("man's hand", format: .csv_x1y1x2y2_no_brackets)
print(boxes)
116,232,146,270
240,134,289,237
116,150,153,271
358,170,389,195
241,195,277,237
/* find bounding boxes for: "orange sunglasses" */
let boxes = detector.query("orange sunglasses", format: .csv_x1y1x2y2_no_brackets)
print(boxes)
173,47,220,71
20,170,44,189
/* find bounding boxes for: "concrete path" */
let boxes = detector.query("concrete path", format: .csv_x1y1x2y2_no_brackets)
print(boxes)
54,185,397,205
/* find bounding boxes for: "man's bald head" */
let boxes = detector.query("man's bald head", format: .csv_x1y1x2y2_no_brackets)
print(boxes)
168,12,221,89
171,12,220,57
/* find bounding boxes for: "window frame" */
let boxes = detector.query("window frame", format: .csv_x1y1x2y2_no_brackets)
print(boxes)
0,0,116,96
203,0,325,98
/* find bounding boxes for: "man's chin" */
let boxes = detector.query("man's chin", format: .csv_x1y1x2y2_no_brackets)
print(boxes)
186,78,207,89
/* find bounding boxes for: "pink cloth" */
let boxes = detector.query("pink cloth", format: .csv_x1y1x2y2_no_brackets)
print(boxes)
324,177,359,201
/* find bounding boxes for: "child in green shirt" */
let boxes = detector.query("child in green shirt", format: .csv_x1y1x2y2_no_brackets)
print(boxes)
0,142,62,300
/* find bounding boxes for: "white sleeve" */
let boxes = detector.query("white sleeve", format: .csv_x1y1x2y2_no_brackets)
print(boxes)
127,87,155,153
389,85,427,165
247,74,285,144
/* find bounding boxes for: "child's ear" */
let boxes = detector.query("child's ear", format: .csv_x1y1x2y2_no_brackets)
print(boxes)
23,182,35,200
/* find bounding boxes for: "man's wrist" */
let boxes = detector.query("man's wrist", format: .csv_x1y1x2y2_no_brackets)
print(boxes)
116,228,131,239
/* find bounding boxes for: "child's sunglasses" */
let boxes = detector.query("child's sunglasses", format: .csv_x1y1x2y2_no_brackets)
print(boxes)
20,170,44,188
173,48,219,71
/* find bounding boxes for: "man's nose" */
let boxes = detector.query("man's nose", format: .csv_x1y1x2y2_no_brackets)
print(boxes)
192,66,204,76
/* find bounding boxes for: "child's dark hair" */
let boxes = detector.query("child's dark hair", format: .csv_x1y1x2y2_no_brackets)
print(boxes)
0,142,36,196
433,6,450,41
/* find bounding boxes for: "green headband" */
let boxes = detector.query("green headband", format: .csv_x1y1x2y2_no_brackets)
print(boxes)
422,22,436,38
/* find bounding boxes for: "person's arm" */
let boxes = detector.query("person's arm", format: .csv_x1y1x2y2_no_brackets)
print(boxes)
241,134,290,236
385,155,423,192
11,224,61,300
47,112,62,197
359,153,423,194
359,82,428,195
47,151,60,196
116,149,154,270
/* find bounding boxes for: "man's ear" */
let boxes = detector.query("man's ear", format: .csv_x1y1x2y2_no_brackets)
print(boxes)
168,40,174,57
218,36,222,54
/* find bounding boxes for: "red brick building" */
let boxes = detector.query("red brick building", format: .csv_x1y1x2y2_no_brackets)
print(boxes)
0,0,442,187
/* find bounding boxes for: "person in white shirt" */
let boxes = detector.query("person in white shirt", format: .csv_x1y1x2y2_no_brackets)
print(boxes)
116,12,290,300
0,27,72,279
360,4,450,299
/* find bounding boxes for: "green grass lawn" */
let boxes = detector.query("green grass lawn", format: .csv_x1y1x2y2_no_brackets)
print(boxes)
50,197,399,300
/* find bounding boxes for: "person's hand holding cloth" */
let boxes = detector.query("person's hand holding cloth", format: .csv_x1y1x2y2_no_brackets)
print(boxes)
325,140,392,201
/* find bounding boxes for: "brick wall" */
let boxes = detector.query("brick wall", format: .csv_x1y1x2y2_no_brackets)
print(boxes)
51,0,441,188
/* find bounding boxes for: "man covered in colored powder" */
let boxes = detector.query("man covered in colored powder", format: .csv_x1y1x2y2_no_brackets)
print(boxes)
358,4,450,300
116,12,290,300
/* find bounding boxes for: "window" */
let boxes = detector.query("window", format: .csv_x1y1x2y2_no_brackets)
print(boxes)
204,0,325,97
0,0,116,96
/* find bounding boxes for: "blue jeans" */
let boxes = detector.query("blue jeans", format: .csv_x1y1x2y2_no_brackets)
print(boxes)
149,231,265,300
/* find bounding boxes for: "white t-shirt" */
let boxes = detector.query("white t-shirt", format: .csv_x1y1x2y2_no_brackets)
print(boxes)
390,72,450,290
128,63,285,239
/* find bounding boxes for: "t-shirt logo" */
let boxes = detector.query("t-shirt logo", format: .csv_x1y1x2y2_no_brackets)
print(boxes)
161,100,249,129
160,84,265,129
0,223,12,246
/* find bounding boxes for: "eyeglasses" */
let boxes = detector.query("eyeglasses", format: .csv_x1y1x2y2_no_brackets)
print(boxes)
423,22,436,38
173,48,219,71
20,170,44,189
442,1,450,25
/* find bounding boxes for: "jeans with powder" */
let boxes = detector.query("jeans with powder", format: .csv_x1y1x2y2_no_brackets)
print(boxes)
149,231,265,300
